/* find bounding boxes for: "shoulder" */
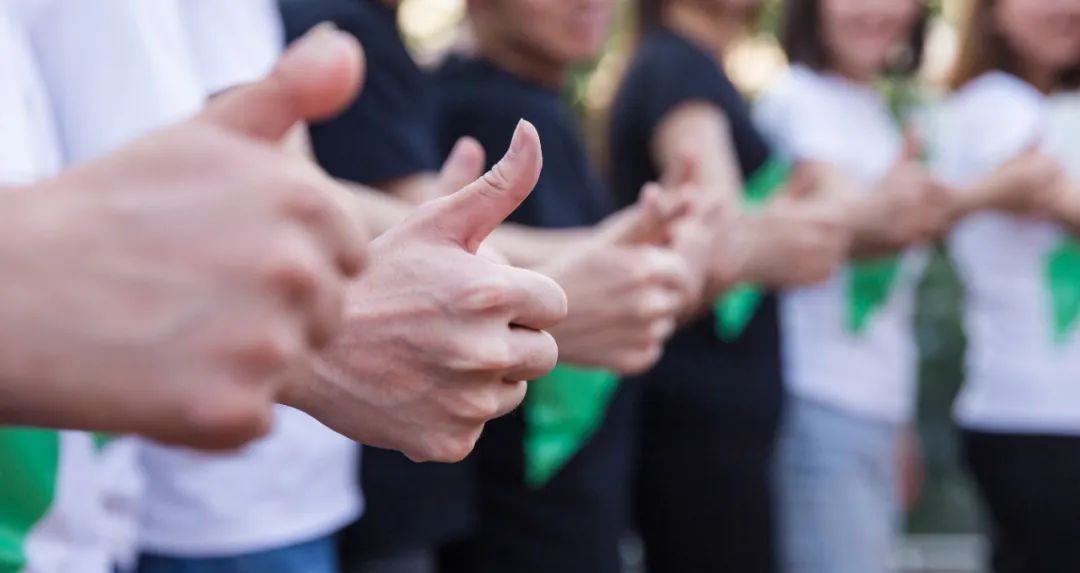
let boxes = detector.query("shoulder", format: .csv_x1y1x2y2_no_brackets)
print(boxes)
281,0,388,47
938,72,1046,175
437,57,557,124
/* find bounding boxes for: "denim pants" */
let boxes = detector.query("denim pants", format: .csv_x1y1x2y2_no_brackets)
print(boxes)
136,535,338,573
774,396,902,573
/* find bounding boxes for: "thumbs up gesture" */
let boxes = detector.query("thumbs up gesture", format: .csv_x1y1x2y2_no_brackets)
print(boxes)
533,185,697,375
850,129,953,255
282,120,568,463
737,162,853,286
0,25,368,449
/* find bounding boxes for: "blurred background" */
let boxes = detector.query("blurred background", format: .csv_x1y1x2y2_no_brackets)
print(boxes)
397,1,985,570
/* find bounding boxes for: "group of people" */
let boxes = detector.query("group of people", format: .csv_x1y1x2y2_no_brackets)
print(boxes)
0,0,1078,572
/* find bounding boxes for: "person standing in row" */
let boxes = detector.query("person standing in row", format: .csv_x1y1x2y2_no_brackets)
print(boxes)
283,2,706,572
932,0,1080,571
431,0,727,571
754,2,950,572
609,0,854,570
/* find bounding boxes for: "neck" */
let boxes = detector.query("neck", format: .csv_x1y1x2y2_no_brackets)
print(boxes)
1019,62,1057,94
828,65,875,85
474,26,568,89
663,3,740,62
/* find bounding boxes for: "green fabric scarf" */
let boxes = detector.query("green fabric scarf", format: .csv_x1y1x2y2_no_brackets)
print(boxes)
523,365,619,488
1046,237,1080,343
0,429,60,572
846,257,903,334
714,157,790,340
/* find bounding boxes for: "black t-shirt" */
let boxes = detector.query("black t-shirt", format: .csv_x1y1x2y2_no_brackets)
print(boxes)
436,56,612,227
280,0,440,185
280,0,470,559
609,28,782,437
435,57,633,573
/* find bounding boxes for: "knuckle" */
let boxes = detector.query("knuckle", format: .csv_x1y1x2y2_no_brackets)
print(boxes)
182,392,273,446
479,162,515,197
455,387,503,423
423,431,480,463
238,331,301,371
458,277,514,313
265,250,321,299
451,337,516,372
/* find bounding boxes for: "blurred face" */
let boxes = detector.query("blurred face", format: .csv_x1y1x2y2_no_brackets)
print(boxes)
820,0,921,79
996,0,1080,81
480,0,614,66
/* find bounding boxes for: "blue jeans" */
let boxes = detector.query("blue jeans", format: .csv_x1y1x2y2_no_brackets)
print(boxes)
136,536,338,573
774,397,901,573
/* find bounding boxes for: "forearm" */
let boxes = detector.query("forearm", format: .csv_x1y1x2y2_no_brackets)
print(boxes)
488,225,593,269
1052,184,1080,234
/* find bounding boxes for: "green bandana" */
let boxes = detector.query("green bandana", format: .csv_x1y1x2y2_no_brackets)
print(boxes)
714,157,790,340
523,365,619,488
846,257,903,335
0,429,60,572
1046,237,1080,343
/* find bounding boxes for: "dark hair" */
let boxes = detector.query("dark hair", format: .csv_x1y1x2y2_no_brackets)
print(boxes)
637,0,664,37
780,0,929,76
949,0,1080,91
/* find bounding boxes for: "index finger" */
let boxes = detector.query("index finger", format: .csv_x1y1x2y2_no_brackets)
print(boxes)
283,165,369,278
503,266,569,331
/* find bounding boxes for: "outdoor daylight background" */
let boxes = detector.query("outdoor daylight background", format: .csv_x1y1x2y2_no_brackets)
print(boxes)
397,0,983,569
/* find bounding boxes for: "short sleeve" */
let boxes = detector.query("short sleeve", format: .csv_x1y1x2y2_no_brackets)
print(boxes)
630,34,773,178
24,0,205,165
934,72,1046,184
181,0,284,96
283,0,441,185
0,5,60,182
632,47,736,151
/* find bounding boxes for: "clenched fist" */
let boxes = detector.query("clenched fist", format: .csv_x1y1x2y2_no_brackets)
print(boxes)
0,25,367,450
540,186,697,375
737,164,853,287
281,120,567,463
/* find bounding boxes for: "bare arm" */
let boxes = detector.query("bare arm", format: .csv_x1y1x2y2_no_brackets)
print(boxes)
650,101,744,302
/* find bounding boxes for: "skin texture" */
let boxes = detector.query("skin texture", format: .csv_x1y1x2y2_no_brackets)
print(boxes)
0,25,367,450
280,120,568,463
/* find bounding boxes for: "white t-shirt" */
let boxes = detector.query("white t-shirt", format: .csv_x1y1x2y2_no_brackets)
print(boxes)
0,6,112,573
932,72,1080,434
135,1,364,557
18,3,209,565
755,65,925,424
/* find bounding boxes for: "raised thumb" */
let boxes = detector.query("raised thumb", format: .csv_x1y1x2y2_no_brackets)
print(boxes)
199,23,365,142
414,120,542,253
602,184,688,246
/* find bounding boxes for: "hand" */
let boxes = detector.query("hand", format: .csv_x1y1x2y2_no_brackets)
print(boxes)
0,25,368,450
738,163,853,286
852,133,953,253
539,185,696,375
971,147,1067,216
281,121,567,463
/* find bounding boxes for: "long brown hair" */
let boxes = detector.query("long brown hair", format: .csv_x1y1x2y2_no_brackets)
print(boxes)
949,0,1080,90
780,0,928,76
